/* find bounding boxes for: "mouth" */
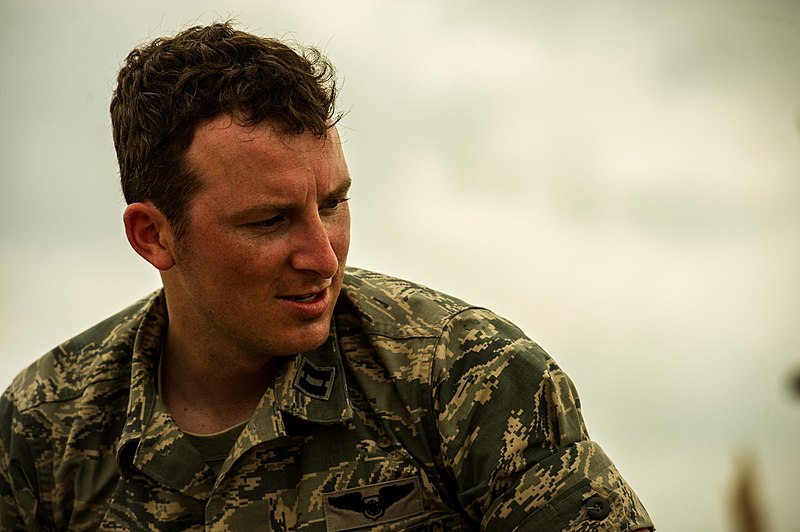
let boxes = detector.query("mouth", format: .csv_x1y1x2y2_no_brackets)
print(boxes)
278,288,327,304
277,287,331,318
280,292,322,303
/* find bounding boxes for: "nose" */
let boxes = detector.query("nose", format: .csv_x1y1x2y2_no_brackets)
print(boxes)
290,216,340,279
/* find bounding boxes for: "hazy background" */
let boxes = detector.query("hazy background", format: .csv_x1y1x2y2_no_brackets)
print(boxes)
2,1,799,530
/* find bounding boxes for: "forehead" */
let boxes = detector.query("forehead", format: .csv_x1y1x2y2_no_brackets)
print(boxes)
187,115,342,173
182,115,348,218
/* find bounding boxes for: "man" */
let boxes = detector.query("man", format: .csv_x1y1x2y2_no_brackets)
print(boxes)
0,23,654,530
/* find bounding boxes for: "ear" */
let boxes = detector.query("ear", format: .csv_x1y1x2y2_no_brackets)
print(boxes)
123,202,177,271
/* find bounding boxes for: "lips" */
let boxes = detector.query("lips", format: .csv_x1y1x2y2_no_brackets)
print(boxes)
277,284,330,303
280,291,323,303
277,287,332,319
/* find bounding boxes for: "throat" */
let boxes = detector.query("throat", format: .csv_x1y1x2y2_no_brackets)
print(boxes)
157,343,283,435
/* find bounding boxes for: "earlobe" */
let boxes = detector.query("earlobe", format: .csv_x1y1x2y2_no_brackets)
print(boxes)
123,202,176,271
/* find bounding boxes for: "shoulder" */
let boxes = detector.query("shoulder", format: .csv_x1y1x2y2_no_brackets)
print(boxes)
4,291,160,413
341,267,477,338
1,292,160,529
339,267,556,408
340,267,550,379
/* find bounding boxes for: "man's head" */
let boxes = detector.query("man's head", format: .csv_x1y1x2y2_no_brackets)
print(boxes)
111,22,340,239
116,23,351,360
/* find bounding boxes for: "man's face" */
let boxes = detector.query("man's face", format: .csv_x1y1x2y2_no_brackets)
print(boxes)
165,115,351,359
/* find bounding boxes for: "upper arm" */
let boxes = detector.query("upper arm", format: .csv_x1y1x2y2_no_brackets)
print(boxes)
0,389,43,531
433,308,654,531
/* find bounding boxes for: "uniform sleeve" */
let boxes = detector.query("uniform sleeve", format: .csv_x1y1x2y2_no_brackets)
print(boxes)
0,388,44,532
432,308,654,531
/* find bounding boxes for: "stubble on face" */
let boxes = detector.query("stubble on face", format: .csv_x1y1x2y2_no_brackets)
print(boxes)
161,116,351,366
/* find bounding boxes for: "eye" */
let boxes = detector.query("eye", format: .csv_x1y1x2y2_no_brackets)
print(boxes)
248,215,284,229
321,197,350,211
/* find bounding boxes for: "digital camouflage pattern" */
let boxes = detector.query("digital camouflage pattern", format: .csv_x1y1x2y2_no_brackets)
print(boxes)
0,267,654,531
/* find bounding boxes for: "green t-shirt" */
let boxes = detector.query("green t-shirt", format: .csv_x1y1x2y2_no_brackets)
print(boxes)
184,422,246,476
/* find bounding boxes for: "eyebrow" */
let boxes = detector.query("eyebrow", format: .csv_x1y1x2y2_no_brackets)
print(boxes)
325,178,353,202
231,177,352,221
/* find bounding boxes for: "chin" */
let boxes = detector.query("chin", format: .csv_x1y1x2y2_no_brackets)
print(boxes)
279,324,333,356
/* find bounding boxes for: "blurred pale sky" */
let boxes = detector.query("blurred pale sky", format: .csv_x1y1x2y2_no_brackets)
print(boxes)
2,1,799,530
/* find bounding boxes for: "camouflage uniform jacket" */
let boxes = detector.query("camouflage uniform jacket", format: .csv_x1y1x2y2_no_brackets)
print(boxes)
1,267,653,531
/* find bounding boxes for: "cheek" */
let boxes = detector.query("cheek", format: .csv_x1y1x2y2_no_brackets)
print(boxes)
235,247,285,280
201,237,282,285
333,208,351,252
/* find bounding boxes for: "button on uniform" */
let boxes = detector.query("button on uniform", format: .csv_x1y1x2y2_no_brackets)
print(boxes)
585,496,611,520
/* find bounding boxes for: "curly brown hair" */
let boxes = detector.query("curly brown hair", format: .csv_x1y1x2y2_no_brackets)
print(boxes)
110,22,340,238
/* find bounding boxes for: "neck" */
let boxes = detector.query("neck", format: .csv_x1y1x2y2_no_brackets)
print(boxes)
159,321,283,435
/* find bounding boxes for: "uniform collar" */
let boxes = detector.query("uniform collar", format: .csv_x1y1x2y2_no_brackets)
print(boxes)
273,318,353,425
116,290,166,480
